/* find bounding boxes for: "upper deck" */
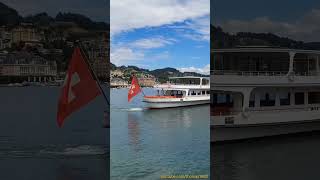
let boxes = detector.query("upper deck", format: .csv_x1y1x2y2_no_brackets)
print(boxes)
156,76,210,89
211,48,320,87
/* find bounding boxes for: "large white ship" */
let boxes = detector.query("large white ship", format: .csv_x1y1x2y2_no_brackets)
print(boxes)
143,77,210,108
211,47,320,142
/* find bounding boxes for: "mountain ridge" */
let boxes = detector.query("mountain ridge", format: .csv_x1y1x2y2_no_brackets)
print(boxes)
0,2,108,30
211,25,320,50
111,63,208,83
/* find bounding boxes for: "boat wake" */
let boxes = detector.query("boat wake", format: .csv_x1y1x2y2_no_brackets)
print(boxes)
40,145,107,156
0,145,108,158
111,106,146,112
127,107,145,112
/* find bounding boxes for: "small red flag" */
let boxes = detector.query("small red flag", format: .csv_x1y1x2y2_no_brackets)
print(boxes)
57,48,101,127
128,76,141,102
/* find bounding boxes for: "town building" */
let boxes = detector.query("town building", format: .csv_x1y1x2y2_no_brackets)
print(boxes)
110,77,129,88
111,69,124,78
81,31,109,80
137,77,156,87
0,27,12,49
0,51,57,83
11,23,44,47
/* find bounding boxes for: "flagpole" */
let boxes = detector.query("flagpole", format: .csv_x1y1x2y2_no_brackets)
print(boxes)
78,43,110,106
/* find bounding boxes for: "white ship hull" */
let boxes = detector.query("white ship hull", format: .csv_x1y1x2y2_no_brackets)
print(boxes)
143,96,210,109
211,107,320,142
211,120,320,142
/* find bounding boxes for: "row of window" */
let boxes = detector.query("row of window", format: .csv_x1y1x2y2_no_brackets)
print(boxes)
189,90,210,96
249,92,320,107
211,92,320,107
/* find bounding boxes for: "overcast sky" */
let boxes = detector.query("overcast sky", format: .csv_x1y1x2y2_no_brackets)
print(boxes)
0,0,109,22
212,0,320,42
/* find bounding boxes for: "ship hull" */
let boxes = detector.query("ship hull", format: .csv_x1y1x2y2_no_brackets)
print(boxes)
143,96,210,109
211,120,320,142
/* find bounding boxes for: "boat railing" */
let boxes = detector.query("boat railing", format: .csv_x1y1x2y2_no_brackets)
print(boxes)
211,70,317,76
249,105,320,112
211,105,320,116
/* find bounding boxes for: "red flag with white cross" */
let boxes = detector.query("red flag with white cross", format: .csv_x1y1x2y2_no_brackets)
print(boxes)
57,47,101,127
128,76,141,102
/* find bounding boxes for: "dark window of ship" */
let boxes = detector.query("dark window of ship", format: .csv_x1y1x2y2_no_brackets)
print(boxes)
295,92,304,105
308,92,320,104
280,92,290,106
260,93,275,106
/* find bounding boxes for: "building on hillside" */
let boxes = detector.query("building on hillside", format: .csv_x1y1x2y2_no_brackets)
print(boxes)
81,31,109,80
110,77,128,88
0,51,57,83
137,77,156,87
111,69,124,78
11,23,44,47
0,27,12,49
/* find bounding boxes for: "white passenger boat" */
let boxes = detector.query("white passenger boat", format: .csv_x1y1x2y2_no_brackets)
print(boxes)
211,47,320,142
143,77,210,108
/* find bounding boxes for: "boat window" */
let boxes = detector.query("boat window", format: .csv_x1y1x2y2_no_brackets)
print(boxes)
212,93,233,106
294,54,318,76
202,79,209,85
190,91,196,95
249,93,255,107
308,92,320,104
295,92,304,105
170,78,200,85
260,92,275,106
197,91,201,95
279,92,290,106
206,91,210,95
212,52,289,74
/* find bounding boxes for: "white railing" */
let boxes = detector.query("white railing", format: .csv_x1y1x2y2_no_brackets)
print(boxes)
211,105,320,116
211,70,317,76
211,70,288,76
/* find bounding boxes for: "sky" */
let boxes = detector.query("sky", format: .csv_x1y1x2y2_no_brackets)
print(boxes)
110,0,210,75
212,0,320,42
0,0,109,22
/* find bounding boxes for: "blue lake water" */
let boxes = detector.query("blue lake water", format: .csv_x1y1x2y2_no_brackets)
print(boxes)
0,87,109,180
111,88,210,180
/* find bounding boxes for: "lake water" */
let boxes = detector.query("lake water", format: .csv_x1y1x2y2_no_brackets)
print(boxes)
211,132,320,180
110,88,210,180
0,87,109,180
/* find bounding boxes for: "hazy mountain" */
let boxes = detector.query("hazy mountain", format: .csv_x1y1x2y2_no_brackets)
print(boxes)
0,2,21,26
211,25,320,50
0,2,108,30
111,63,206,83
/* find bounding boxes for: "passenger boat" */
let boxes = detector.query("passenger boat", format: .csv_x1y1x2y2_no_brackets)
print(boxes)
211,47,320,142
143,76,210,108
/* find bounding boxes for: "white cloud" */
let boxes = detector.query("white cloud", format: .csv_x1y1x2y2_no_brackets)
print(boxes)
219,9,320,42
111,36,174,65
111,0,210,35
181,16,210,41
178,64,210,75
130,37,176,49
110,47,144,66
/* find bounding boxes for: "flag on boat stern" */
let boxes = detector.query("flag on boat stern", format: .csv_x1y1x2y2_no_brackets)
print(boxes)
57,47,101,127
128,76,141,102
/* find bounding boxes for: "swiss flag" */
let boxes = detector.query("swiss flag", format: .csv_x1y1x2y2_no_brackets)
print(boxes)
128,76,141,102
57,48,101,127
